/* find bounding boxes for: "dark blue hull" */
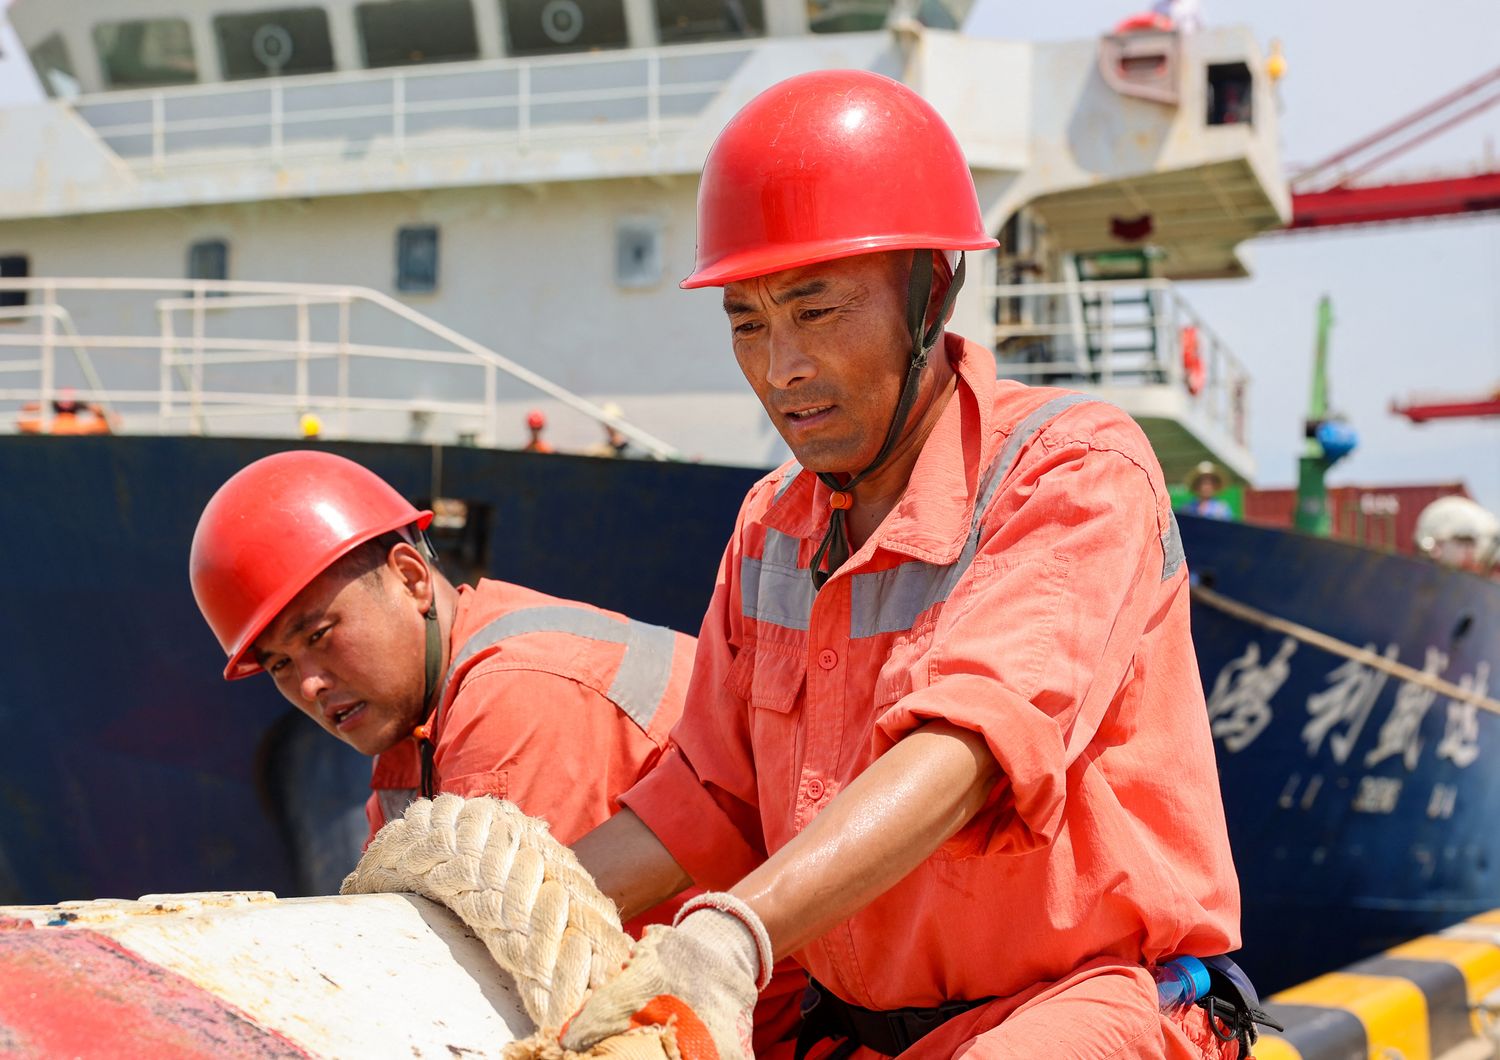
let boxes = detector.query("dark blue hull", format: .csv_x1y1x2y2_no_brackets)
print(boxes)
0,435,760,901
1180,513,1500,992
5,436,1496,995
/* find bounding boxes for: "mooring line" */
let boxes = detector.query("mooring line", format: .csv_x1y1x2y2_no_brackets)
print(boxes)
1191,584,1500,715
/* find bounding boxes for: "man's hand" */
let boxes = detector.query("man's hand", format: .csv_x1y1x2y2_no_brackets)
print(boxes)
561,893,771,1060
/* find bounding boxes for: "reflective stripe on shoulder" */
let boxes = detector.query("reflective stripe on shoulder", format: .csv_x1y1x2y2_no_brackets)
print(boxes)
443,605,678,733
738,395,1176,636
742,528,814,631
850,394,1096,638
1161,511,1185,581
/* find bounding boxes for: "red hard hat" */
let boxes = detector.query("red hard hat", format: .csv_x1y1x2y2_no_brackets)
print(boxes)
526,409,546,430
189,450,433,680
682,70,998,289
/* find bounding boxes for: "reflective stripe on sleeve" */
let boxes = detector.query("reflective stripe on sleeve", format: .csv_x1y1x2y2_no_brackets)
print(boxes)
443,605,678,733
1161,511,1185,581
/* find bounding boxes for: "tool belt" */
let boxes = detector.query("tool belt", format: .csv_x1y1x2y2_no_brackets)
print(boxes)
794,979,994,1058
1196,955,1283,1059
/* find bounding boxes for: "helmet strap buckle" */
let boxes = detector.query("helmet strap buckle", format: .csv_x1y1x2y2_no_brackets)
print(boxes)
808,251,968,590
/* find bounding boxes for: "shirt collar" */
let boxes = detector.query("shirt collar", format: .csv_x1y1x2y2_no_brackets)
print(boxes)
760,333,997,566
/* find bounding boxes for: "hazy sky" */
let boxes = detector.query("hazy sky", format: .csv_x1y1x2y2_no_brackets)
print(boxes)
0,3,37,103
967,0,1500,510
1,1,1495,508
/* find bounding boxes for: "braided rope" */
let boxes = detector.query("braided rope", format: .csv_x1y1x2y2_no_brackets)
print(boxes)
340,793,632,1030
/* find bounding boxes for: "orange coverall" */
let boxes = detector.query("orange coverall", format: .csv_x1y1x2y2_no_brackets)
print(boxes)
621,335,1243,1058
366,579,807,1052
364,578,694,845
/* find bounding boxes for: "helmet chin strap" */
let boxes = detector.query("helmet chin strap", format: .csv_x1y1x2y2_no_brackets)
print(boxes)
413,550,444,798
415,603,442,799
809,251,966,589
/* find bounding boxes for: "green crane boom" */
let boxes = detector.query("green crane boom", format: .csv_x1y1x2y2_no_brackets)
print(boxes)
1294,296,1357,535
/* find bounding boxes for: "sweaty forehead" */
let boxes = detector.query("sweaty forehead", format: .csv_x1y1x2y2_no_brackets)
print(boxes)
723,254,901,312
252,564,351,658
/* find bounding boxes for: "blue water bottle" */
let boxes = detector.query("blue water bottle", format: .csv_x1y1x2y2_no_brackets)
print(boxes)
1153,956,1210,1013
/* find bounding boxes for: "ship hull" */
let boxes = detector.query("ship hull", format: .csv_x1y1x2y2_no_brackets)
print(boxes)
0,434,759,902
6,436,1496,994
1180,513,1500,992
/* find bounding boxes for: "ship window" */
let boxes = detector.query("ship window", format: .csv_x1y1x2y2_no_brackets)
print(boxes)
187,240,230,289
501,0,628,57
0,255,28,310
807,0,890,33
913,0,961,29
28,34,81,99
396,226,440,292
1206,63,1253,126
93,19,198,88
214,8,336,80
358,0,480,68
657,0,764,43
616,219,662,289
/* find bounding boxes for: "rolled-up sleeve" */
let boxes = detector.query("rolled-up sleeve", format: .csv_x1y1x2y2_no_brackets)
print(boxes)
875,424,1173,858
620,510,770,891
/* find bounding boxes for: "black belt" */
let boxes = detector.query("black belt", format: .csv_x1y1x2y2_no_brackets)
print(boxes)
795,979,993,1058
793,959,1280,1059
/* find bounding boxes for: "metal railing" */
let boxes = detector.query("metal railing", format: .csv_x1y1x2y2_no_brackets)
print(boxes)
985,278,1250,446
0,277,679,459
70,42,753,171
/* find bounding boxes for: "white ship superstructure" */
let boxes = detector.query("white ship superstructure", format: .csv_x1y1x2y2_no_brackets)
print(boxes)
0,0,1288,476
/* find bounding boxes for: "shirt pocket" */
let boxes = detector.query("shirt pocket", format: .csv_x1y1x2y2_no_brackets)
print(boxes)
871,610,941,711
442,768,509,802
729,641,807,841
726,640,806,715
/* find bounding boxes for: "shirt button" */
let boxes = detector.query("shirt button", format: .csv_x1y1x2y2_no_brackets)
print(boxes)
807,778,825,800
817,649,838,670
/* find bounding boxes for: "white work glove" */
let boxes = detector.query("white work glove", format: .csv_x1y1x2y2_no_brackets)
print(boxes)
560,893,771,1060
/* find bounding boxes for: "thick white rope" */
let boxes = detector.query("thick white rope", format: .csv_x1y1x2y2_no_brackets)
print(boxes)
340,793,632,1031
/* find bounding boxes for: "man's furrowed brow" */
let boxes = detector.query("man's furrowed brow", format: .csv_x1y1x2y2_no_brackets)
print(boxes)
257,608,317,659
724,278,835,315
774,279,831,305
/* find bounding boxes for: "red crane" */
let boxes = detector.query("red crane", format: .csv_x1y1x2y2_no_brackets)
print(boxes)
1391,393,1500,423
1279,64,1500,231
1268,69,1500,428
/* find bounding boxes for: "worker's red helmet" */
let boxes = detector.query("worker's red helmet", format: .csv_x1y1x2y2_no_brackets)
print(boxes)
682,69,998,289
189,450,433,681
526,409,546,430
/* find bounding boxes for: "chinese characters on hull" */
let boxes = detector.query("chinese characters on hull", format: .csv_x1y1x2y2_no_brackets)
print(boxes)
1205,636,1487,820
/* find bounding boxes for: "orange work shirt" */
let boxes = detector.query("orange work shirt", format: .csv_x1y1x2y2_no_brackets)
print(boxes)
621,333,1241,1012
366,578,695,848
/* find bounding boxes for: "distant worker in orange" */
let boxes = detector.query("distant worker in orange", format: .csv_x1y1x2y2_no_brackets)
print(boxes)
1179,460,1235,520
15,402,42,434
522,409,554,453
188,451,694,874
20,388,115,435
555,71,1265,1060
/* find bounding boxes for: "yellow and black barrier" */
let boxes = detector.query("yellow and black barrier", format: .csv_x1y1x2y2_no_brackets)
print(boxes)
1254,911,1500,1060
